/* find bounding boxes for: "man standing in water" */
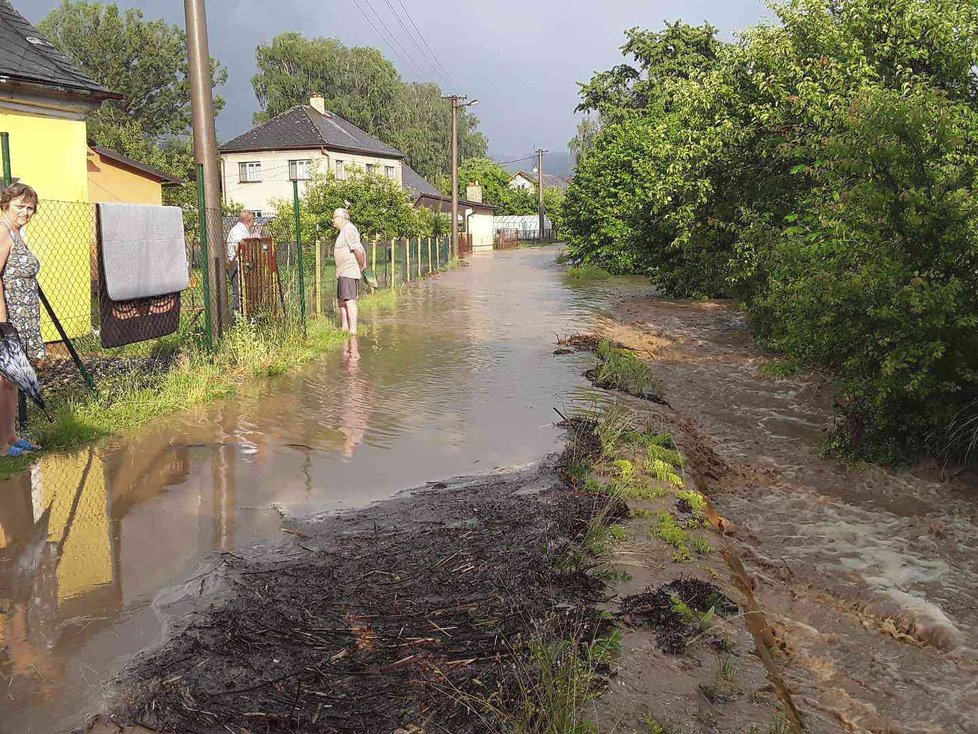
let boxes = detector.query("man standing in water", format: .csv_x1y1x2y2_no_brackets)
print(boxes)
332,208,366,335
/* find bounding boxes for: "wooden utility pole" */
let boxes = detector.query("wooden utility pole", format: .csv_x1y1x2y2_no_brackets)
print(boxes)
536,148,549,242
443,94,478,260
185,0,229,337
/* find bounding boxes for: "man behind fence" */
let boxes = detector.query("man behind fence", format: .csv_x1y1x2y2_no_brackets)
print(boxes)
332,208,366,335
226,210,254,314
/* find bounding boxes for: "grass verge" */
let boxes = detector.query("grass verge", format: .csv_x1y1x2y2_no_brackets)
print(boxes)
564,264,612,282
0,286,405,479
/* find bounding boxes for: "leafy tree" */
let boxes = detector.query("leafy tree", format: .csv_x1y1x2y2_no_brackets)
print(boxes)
252,33,486,180
267,168,435,245
563,2,978,458
568,117,601,162
39,2,227,152
39,1,229,225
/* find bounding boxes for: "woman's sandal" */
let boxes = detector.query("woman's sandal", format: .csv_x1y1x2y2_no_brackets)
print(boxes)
14,438,40,451
6,444,30,456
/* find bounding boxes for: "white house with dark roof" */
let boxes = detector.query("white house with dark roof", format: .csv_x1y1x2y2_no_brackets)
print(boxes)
508,169,570,193
219,95,405,217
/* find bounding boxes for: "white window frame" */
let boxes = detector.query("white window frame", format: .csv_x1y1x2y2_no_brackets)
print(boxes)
335,159,345,180
384,165,395,180
249,210,263,219
238,161,262,183
289,159,312,181
365,163,376,175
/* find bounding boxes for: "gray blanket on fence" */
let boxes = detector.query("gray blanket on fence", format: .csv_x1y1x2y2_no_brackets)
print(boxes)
99,203,190,301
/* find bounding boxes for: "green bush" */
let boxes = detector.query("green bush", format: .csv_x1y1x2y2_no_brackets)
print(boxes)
563,1,978,459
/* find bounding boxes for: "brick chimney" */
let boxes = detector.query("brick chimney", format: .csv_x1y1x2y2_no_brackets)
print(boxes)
310,94,326,115
466,180,483,204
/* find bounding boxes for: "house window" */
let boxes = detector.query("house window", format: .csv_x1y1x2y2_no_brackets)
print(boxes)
289,159,312,181
335,159,345,179
249,210,263,219
366,163,376,175
385,166,395,179
238,161,262,183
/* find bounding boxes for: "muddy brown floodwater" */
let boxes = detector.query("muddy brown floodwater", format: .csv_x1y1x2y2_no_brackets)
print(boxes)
0,248,632,734
602,298,978,734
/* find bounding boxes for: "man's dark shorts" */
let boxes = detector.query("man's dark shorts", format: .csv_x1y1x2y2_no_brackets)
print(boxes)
337,276,359,302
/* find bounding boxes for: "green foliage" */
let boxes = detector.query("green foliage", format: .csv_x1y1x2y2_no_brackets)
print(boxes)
593,340,659,398
564,265,612,282
251,33,486,181
568,117,601,161
650,511,688,549
39,2,229,229
267,169,432,244
564,3,978,458
39,2,227,144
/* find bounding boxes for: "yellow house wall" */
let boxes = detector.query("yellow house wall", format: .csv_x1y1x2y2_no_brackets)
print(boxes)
88,151,164,206
0,110,92,340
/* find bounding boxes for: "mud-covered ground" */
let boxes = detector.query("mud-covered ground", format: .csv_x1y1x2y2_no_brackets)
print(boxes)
88,461,617,733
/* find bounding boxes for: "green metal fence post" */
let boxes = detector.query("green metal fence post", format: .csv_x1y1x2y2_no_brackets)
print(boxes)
1,133,11,186
293,180,306,336
197,164,214,353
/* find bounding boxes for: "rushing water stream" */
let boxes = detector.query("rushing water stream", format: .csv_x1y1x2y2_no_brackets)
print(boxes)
0,248,610,733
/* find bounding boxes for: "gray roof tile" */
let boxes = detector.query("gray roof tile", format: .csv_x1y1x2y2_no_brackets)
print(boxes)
402,164,442,199
0,0,113,97
220,105,404,159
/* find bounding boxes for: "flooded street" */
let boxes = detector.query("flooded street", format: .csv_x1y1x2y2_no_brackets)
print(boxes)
3,251,978,733
0,248,610,733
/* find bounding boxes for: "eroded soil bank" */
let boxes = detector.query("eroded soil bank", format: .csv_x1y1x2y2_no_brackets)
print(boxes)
587,295,978,733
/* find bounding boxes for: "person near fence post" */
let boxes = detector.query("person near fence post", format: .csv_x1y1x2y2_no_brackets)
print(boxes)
226,210,254,315
0,183,44,455
331,208,366,335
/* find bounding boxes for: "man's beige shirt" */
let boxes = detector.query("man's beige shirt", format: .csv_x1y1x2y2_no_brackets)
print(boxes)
334,221,364,280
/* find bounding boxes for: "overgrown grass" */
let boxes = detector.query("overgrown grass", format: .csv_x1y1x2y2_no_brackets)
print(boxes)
564,264,612,282
592,340,659,398
29,318,348,453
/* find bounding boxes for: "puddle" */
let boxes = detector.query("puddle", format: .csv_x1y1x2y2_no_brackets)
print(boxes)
0,249,641,733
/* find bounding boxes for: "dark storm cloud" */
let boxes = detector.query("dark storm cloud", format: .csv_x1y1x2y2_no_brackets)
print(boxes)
28,0,769,156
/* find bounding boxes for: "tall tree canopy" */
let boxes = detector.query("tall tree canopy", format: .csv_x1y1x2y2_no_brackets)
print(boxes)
562,3,978,459
251,33,486,181
38,1,227,162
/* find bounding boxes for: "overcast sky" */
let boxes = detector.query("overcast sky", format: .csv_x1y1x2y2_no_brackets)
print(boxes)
29,0,769,158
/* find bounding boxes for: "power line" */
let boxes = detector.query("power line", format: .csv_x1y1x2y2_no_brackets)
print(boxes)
384,0,454,88
348,0,426,78
395,0,455,86
495,154,538,166
359,0,430,78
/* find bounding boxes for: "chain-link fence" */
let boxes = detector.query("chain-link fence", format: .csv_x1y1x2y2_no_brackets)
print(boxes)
15,196,452,424
24,199,208,417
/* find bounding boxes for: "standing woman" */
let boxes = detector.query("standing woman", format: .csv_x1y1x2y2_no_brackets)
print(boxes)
0,183,43,455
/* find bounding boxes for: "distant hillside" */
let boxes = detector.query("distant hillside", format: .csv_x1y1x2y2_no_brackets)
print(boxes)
494,151,575,179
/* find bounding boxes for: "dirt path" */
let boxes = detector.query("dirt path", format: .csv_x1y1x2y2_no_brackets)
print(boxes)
592,295,978,734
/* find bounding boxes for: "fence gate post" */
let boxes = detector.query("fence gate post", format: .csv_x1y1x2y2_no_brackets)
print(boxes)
292,180,306,335
390,238,397,288
405,238,411,283
314,238,322,316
